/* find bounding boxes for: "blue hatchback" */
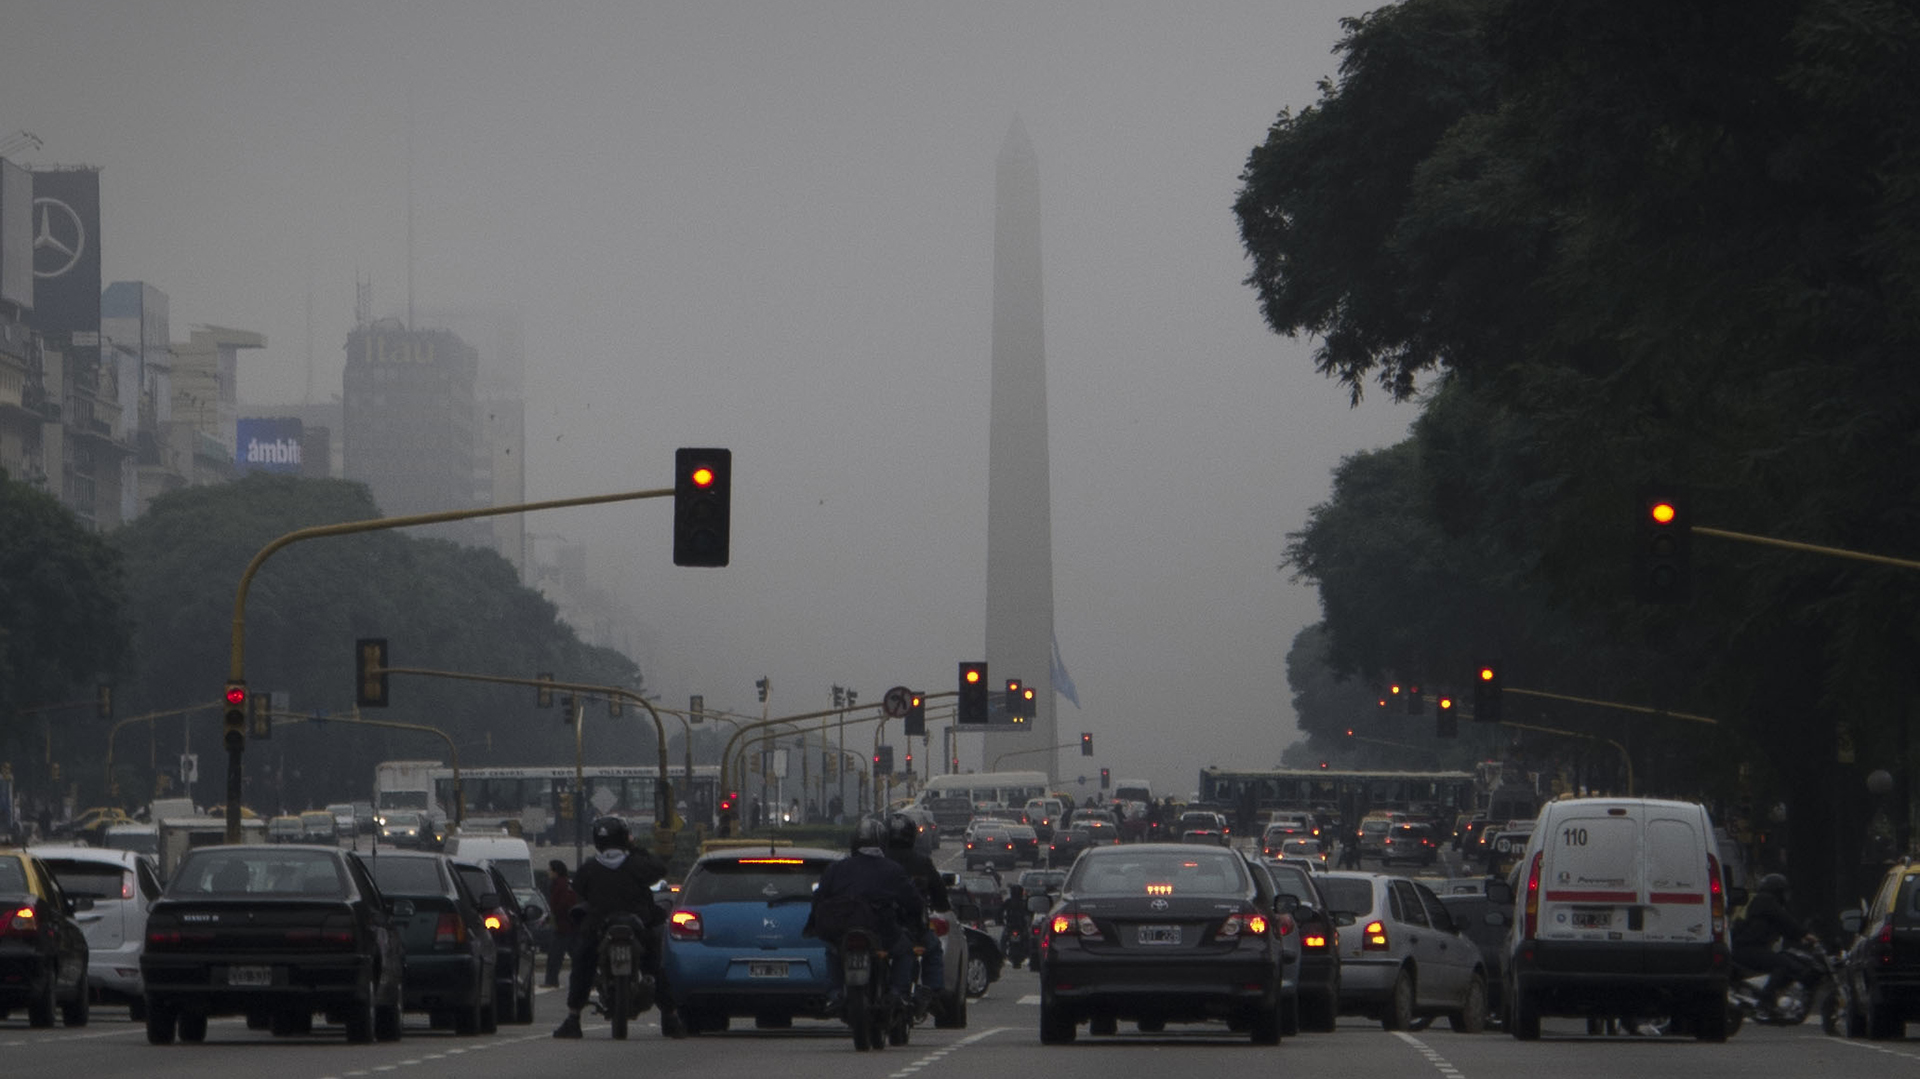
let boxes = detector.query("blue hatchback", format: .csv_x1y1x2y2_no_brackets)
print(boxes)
661,846,842,1034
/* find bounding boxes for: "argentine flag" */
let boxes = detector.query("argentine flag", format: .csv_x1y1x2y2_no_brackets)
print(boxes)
1052,633,1081,709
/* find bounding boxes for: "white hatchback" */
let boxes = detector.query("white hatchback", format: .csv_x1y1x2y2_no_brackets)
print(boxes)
29,845,164,1016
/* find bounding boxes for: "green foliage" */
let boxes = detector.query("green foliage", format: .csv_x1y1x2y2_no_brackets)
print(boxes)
0,468,128,730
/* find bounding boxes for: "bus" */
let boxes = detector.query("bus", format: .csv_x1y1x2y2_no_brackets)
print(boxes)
914,771,1052,832
1195,766,1477,835
373,760,725,842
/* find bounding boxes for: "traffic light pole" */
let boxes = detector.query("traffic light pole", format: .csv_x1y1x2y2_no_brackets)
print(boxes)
991,742,1082,772
223,486,672,842
102,703,220,805
1691,525,1920,574
1498,720,1633,796
267,709,467,826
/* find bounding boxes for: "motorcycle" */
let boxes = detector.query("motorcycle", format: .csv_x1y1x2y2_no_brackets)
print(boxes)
840,926,914,1052
592,912,658,1040
1001,918,1030,969
1729,942,1847,1034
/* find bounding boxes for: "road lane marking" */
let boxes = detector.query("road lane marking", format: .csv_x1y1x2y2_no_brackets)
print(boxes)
312,1032,546,1079
886,1027,1012,1079
1394,1030,1467,1079
1829,1035,1920,1064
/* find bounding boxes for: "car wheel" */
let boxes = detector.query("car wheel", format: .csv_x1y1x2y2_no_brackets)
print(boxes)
1090,1013,1118,1036
179,1011,209,1043
27,974,55,1028
60,984,89,1027
1510,989,1541,1041
514,978,535,1025
1309,987,1340,1032
1449,975,1487,1034
1382,969,1415,1031
1847,995,1868,1039
1693,997,1730,1042
965,954,992,997
1250,997,1283,1045
145,1004,177,1045
1870,999,1905,1040
1137,1017,1165,1033
934,986,968,1029
1281,990,1300,1037
1039,993,1076,1044
345,976,378,1044
376,995,404,1041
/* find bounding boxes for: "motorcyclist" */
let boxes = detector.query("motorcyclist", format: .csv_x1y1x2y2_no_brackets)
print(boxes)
1731,872,1818,1019
810,816,925,1016
883,812,950,1013
552,817,683,1039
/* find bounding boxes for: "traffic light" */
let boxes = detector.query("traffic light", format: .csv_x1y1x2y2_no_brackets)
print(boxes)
1081,732,1094,756
720,790,738,813
355,638,389,708
1020,683,1037,717
672,447,732,567
536,672,554,710
1099,767,1110,790
904,750,913,769
1405,683,1425,716
608,696,623,717
1005,679,1025,722
690,694,704,723
1638,488,1691,602
958,662,989,724
755,677,769,703
250,692,272,740
876,745,895,773
1436,695,1458,738
1473,663,1503,723
903,692,926,737
96,683,113,720
222,680,247,753
833,684,845,709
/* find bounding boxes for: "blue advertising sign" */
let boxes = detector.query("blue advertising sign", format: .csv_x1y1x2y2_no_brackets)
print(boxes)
236,417,305,474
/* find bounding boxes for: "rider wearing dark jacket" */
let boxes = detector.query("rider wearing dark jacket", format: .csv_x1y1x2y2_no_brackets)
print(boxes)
553,817,681,1039
883,813,949,1007
1732,873,1815,1016
812,817,924,1011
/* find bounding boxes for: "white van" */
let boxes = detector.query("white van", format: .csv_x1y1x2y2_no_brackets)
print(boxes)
443,833,535,894
1495,797,1732,1041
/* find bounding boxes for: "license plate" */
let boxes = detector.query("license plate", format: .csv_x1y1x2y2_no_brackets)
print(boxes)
748,961,789,978
609,943,633,976
844,952,870,986
227,965,273,987
1137,925,1181,946
1571,910,1612,930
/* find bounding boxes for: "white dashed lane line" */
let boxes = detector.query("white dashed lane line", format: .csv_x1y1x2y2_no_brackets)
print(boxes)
887,1027,1012,1079
1829,1035,1920,1064
1394,1030,1468,1079
313,1031,547,1079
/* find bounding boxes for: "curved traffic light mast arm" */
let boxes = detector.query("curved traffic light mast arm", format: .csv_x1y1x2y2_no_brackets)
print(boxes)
269,708,466,827
990,742,1083,771
718,691,958,801
1496,720,1633,797
373,665,672,826
1691,525,1920,573
103,703,221,804
221,486,672,841
1496,687,1719,727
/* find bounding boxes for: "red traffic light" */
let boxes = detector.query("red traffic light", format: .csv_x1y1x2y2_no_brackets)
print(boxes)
690,466,715,488
964,668,981,684
1650,501,1677,525
1479,666,1495,682
224,682,247,707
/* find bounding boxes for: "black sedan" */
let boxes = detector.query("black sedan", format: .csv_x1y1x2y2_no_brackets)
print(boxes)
451,859,539,1025
1264,858,1342,1032
0,849,91,1027
140,845,405,1043
1037,843,1289,1045
363,851,499,1034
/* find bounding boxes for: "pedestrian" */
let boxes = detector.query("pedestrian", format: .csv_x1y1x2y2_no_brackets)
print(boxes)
751,797,763,830
544,859,578,987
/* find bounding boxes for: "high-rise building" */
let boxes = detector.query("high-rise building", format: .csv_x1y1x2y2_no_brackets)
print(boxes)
342,320,483,545
980,118,1061,779
103,281,183,513
170,325,264,490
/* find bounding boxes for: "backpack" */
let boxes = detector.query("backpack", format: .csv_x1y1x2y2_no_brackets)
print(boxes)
810,893,887,941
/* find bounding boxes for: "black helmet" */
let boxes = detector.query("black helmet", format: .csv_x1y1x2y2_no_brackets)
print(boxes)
851,816,888,852
886,813,919,850
1758,872,1789,896
591,816,631,853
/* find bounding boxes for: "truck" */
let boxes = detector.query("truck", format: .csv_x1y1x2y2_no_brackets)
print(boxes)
157,815,265,881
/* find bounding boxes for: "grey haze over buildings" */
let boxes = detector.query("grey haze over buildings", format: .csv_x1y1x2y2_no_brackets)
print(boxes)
7,1,1408,798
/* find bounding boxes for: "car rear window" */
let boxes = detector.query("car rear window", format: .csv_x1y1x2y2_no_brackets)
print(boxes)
1317,876,1376,916
40,860,131,900
171,849,347,898
367,856,447,896
0,857,28,892
1067,850,1248,896
681,857,832,904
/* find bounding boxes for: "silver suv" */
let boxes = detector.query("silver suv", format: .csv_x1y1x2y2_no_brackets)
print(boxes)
1315,871,1489,1033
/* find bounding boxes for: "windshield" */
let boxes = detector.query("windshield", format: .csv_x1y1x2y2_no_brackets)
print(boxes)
1318,877,1377,916
170,849,347,898
1066,850,1248,897
680,857,833,904
366,856,447,896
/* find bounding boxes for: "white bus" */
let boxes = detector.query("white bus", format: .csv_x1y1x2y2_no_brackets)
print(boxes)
915,771,1053,830
374,760,724,841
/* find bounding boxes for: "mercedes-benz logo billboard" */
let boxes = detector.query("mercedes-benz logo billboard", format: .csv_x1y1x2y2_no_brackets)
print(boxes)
33,196,84,279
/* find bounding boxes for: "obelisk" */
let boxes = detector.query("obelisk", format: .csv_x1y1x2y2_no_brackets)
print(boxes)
981,117,1059,781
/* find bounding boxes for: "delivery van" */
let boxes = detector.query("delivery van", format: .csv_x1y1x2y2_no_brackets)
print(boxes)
1496,797,1732,1041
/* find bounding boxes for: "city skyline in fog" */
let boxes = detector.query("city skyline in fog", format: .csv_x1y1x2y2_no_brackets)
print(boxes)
6,1,1411,797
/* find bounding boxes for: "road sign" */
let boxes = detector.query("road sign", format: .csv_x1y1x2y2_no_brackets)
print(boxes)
179,753,199,785
883,685,912,718
590,788,618,816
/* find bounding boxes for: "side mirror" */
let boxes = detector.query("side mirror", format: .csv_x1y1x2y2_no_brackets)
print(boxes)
1330,911,1357,927
1485,879,1515,906
523,904,545,922
1840,909,1864,936
1485,910,1509,927
1027,894,1053,914
388,898,416,918
1276,894,1301,914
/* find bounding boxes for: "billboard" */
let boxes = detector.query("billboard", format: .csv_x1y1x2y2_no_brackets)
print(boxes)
29,168,101,336
0,158,29,309
236,417,305,474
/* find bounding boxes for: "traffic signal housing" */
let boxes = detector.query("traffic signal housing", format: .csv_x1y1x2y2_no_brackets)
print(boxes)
1436,695,1458,738
536,673,554,710
1081,732,1094,757
222,680,247,752
96,683,113,720
250,692,272,740
355,638,389,708
1638,488,1692,602
1100,767,1110,790
1405,683,1425,716
876,745,895,773
673,447,732,567
903,692,926,737
1473,663,1503,723
958,662,989,724
1005,679,1025,722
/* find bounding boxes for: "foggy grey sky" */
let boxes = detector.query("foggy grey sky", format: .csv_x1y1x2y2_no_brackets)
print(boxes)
10,1,1411,798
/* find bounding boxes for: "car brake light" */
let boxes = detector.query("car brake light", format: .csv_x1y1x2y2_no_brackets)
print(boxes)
1050,912,1100,939
1522,850,1544,940
484,911,509,934
1303,933,1328,949
1706,853,1725,937
6,905,37,935
1362,920,1389,951
122,877,135,900
669,909,703,941
434,912,466,945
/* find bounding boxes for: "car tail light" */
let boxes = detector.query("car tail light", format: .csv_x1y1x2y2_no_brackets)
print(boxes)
1362,920,1390,951
1050,911,1100,939
434,912,467,946
122,876,135,901
929,913,951,937
1303,932,1328,949
669,909,702,941
5,905,37,936
1522,850,1544,941
484,910,510,934
1706,853,1725,937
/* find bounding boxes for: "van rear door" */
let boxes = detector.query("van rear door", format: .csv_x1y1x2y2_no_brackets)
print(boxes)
1641,812,1715,944
1537,811,1642,942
